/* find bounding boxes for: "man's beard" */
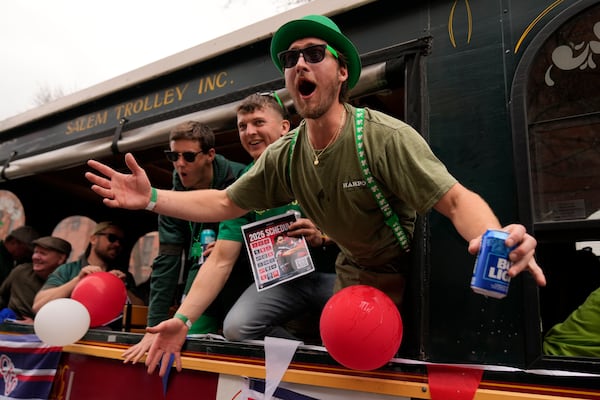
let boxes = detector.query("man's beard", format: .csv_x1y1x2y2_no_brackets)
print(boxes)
300,104,327,120
293,83,339,120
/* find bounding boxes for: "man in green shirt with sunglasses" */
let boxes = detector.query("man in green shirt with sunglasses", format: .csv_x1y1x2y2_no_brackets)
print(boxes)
143,121,250,339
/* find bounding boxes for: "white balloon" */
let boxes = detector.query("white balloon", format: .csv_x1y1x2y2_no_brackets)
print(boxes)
34,298,90,346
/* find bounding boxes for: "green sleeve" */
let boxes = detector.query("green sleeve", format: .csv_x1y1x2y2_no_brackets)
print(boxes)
217,162,258,243
543,287,600,357
218,212,254,243
43,261,80,289
147,214,188,327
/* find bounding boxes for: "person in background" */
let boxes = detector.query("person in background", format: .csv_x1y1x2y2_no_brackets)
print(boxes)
543,285,600,358
122,93,338,365
219,94,338,343
32,221,138,329
86,15,546,374
0,225,40,284
0,236,71,322
543,247,600,357
128,121,250,353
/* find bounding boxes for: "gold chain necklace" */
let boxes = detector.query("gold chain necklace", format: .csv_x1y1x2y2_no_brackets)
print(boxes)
310,109,346,166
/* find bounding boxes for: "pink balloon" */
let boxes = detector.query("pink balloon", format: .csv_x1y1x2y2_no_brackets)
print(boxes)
320,285,403,370
71,272,127,327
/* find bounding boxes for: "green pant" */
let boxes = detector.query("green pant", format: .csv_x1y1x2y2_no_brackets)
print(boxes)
189,314,219,334
184,264,219,334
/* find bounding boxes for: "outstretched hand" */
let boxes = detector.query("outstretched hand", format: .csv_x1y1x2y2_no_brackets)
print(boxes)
468,224,546,287
85,153,152,210
145,318,189,376
122,332,157,364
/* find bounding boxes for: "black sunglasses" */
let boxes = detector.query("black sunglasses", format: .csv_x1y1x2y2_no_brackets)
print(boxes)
164,150,203,163
96,233,124,243
277,44,338,69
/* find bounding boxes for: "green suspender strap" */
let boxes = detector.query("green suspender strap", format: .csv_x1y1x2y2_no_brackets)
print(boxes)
354,108,411,252
288,108,411,252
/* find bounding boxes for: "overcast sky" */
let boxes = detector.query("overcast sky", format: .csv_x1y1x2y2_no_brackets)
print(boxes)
0,0,301,121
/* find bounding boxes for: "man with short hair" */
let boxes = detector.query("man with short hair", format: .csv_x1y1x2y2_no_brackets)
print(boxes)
131,121,249,355
0,225,40,284
0,236,71,322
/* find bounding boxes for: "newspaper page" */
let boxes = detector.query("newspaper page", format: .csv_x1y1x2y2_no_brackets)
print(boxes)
242,211,315,291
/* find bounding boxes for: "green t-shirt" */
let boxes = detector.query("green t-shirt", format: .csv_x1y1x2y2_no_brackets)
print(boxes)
219,163,336,273
43,257,136,291
543,287,600,357
218,203,301,243
44,259,86,288
227,104,457,268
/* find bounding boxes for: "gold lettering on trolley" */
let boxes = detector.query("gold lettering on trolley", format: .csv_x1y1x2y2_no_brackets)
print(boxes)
114,84,189,119
63,73,232,136
197,72,228,94
65,111,109,135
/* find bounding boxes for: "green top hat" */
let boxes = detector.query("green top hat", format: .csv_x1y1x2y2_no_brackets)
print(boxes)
270,15,362,89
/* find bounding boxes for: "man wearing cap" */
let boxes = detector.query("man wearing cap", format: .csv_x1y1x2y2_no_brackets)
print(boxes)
32,221,138,328
0,236,71,322
0,225,40,284
86,15,546,372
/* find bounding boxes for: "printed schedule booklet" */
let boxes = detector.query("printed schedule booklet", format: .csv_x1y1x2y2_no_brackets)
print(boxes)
241,211,315,291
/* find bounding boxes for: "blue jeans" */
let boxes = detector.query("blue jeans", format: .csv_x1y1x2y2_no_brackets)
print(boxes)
222,272,336,341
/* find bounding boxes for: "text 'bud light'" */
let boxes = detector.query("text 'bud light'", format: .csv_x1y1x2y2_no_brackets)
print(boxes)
471,229,515,299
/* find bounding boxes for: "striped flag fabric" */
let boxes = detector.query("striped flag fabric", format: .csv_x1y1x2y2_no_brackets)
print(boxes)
0,334,62,400
243,378,319,400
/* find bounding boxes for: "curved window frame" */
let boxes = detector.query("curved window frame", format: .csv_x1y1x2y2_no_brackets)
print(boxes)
511,0,600,372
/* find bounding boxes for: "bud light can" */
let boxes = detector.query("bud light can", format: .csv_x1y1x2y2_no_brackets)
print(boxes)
470,230,515,299
199,229,216,264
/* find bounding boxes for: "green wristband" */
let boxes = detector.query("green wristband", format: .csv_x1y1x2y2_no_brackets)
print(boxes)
174,312,192,329
145,187,158,211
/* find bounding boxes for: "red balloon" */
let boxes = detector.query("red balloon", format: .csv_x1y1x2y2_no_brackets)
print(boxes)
320,285,403,371
71,271,127,327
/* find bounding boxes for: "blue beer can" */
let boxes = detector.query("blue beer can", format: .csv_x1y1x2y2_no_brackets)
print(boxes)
470,229,514,299
200,229,216,247
199,229,216,264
